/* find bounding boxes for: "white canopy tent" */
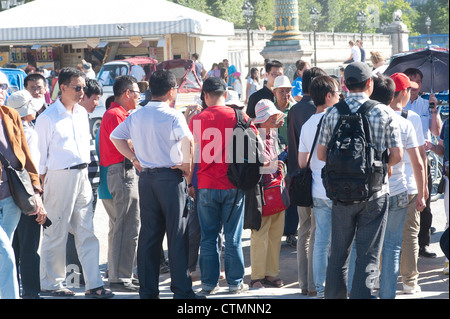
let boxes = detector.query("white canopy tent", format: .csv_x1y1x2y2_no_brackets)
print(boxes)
0,0,234,45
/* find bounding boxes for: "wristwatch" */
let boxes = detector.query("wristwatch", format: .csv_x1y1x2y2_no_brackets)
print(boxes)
130,155,137,162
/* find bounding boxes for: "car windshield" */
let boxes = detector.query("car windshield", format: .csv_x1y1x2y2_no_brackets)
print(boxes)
97,64,129,86
169,67,200,89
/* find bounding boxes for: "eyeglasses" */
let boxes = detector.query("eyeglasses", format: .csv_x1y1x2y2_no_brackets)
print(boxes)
128,89,141,95
270,73,282,78
0,83,8,91
28,85,45,92
68,85,87,92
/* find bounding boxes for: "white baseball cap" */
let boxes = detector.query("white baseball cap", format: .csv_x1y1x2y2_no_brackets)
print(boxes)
6,90,43,117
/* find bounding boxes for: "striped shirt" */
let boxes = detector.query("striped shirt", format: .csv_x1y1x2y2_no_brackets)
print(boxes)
88,139,100,189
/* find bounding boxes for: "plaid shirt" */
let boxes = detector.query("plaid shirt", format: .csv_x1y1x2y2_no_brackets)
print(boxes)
318,92,402,154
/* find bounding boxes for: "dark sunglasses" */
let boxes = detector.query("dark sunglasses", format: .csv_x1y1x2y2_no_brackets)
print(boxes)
68,85,87,92
0,83,8,91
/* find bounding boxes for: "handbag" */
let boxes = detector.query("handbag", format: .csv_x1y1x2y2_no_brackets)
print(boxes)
289,117,323,207
0,151,37,215
262,170,290,217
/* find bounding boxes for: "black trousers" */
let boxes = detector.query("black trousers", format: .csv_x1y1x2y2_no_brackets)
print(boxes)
137,168,196,299
419,163,433,248
12,214,41,298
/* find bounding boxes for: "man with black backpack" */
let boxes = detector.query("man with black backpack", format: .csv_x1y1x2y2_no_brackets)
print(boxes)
316,62,403,299
188,77,259,295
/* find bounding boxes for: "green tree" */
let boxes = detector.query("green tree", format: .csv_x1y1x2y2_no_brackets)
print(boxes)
253,0,275,30
413,0,449,35
379,0,416,34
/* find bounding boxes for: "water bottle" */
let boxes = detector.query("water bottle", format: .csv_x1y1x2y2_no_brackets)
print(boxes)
278,147,288,162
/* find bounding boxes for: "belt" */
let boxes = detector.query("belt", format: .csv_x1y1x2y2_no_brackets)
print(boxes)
65,163,88,170
141,167,173,173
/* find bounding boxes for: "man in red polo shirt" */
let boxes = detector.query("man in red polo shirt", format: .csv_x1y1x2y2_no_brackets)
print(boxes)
188,77,258,295
99,75,140,292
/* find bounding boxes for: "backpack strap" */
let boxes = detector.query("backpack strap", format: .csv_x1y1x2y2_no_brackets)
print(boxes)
334,99,352,115
235,108,250,129
401,109,408,119
356,99,379,145
306,116,324,169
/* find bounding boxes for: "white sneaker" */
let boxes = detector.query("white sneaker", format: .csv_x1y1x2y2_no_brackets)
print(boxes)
229,283,249,294
403,283,421,294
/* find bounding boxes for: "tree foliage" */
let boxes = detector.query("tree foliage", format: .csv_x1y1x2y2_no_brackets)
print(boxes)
173,0,448,36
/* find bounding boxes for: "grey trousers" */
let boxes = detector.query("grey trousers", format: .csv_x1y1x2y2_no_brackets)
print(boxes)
107,162,140,283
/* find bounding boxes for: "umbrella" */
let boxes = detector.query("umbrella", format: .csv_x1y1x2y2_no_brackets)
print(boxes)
384,47,449,93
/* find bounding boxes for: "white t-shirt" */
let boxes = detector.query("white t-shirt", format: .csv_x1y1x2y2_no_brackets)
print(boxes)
298,113,327,199
247,77,260,98
389,112,419,196
351,46,361,62
397,110,425,195
404,96,432,141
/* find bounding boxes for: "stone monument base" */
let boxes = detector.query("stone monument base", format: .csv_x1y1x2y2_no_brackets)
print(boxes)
261,39,313,81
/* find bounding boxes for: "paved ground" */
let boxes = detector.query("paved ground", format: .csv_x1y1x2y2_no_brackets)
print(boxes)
42,196,448,300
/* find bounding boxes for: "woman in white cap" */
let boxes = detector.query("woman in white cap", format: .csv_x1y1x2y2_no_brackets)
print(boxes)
249,99,286,289
0,74,46,299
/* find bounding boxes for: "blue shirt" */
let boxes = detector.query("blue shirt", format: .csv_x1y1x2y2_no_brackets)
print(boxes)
291,76,303,98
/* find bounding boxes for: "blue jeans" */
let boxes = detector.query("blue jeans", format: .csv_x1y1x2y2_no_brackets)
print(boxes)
0,196,21,299
197,188,245,290
379,191,408,299
312,197,332,295
325,194,388,299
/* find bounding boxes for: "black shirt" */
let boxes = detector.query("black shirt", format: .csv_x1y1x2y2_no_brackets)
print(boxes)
246,86,274,118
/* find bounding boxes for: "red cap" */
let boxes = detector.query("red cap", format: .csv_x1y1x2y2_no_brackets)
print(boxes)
390,72,419,92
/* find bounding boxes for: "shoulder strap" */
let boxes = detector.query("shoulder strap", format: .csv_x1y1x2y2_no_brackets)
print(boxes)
235,109,250,129
401,109,408,119
306,116,324,168
357,99,379,115
335,100,351,115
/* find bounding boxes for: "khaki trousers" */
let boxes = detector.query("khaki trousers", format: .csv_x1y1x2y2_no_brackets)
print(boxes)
400,194,420,287
250,211,285,280
297,206,315,292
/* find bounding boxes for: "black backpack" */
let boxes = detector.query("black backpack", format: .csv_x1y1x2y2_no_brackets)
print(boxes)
227,109,263,190
321,99,387,203
226,109,263,222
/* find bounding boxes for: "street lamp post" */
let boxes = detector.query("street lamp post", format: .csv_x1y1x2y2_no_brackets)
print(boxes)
309,7,320,67
357,10,367,41
425,16,431,47
242,1,254,77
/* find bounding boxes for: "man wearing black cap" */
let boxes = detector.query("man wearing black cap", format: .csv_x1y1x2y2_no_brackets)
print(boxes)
188,77,256,295
316,62,403,299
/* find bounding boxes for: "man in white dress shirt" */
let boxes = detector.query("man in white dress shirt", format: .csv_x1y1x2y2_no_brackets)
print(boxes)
35,67,113,298
111,70,200,299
